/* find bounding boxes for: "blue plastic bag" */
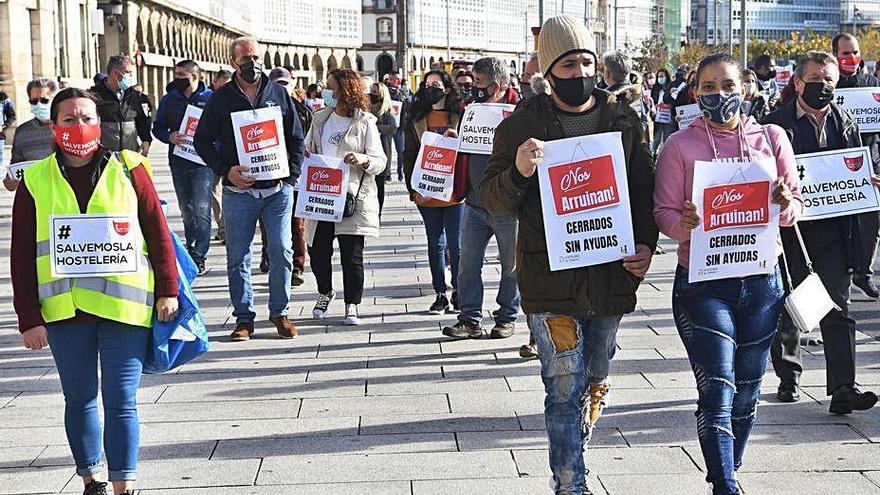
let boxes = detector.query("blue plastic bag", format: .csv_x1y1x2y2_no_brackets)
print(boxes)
143,230,210,374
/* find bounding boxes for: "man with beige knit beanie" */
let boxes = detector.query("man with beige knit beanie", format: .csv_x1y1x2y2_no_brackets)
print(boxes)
480,15,659,495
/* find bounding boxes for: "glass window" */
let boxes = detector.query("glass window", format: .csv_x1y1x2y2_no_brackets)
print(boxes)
377,17,393,43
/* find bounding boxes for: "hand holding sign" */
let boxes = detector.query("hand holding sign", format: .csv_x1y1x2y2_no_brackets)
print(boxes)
622,244,653,278
680,201,700,232
169,131,187,146
771,177,793,209
516,138,545,178
229,165,256,189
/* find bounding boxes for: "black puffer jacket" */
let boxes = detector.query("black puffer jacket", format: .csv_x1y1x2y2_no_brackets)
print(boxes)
480,91,658,317
89,81,152,152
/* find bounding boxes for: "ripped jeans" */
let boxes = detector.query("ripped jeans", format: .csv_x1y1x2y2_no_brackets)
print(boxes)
672,265,784,495
529,312,622,495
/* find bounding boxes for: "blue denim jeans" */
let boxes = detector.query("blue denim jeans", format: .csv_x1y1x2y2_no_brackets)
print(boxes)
458,204,520,325
223,185,293,324
672,265,785,495
417,204,463,294
46,319,149,482
170,164,215,264
393,129,405,179
529,312,623,494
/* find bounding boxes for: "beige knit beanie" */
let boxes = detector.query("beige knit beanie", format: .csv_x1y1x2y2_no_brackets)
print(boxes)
537,16,597,75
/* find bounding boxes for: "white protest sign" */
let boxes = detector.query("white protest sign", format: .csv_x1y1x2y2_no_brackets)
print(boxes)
308,98,326,112
536,132,635,272
390,100,403,127
49,214,142,278
411,131,458,201
294,153,351,222
231,106,288,181
655,102,672,124
676,103,701,128
688,159,779,283
6,160,37,181
795,146,880,221
172,105,206,166
835,87,880,133
458,103,516,155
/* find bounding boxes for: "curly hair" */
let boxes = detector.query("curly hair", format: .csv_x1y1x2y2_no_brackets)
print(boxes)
329,68,368,118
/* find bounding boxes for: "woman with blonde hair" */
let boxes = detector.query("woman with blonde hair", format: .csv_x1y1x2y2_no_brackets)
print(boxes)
369,81,398,216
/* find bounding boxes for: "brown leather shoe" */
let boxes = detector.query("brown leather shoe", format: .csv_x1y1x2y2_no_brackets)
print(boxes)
270,315,297,339
230,322,254,342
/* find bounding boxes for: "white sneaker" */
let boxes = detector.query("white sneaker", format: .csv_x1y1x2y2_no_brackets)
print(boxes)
344,304,360,326
313,292,335,319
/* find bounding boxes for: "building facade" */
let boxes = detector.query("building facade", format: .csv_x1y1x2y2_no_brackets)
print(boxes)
841,0,880,32
689,0,839,46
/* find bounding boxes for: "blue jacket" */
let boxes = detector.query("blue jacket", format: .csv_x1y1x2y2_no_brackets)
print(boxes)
152,81,213,168
193,76,304,188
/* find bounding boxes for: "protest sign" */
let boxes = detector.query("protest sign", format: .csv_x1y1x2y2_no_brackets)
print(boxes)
795,146,880,221
294,153,350,222
390,100,403,127
230,106,288,180
49,214,142,278
308,98,326,112
172,105,206,165
676,103,701,128
835,87,880,132
6,160,37,181
411,132,458,201
536,131,635,271
458,103,516,155
655,102,672,124
689,159,779,283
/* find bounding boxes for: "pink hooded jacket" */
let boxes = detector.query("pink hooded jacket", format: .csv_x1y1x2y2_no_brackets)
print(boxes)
653,116,804,269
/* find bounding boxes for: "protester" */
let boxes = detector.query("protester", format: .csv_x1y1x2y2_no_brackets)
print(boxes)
741,69,769,122
194,36,304,341
832,32,880,298
6,78,57,191
303,68,386,325
652,68,675,154
151,60,214,275
603,52,649,137
672,69,698,126
520,53,540,100
480,16,658,494
655,53,801,495
213,70,233,91
210,70,233,242
387,70,409,181
0,91,17,168
509,73,522,100
305,83,323,110
763,51,880,413
11,87,179,495
402,70,465,314
753,54,781,109
89,55,152,154
369,81,397,216
455,70,475,106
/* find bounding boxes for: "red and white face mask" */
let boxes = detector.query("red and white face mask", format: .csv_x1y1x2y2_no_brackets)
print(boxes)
838,55,862,76
54,123,101,158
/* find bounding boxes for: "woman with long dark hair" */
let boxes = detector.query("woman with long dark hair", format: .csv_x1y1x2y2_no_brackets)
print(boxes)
369,81,397,217
651,68,675,153
402,70,466,314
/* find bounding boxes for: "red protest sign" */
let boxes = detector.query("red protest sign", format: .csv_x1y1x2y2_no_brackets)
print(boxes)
307,167,344,195
547,155,620,216
421,145,456,174
703,181,770,232
184,116,199,137
240,120,280,153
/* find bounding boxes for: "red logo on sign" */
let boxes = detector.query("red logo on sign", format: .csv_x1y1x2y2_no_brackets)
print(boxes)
306,167,344,195
502,110,513,119
873,93,880,103
184,116,199,137
844,155,865,172
421,145,456,174
703,181,770,232
240,121,279,153
113,221,130,236
548,155,619,216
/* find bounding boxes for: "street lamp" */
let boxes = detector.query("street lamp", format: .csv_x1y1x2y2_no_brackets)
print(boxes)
853,5,863,34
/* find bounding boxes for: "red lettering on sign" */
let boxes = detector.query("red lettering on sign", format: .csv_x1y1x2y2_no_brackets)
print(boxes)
239,120,280,153
421,145,457,175
113,221,130,236
703,181,770,232
548,155,619,215
845,154,865,172
873,93,880,104
184,116,199,137
306,167,344,195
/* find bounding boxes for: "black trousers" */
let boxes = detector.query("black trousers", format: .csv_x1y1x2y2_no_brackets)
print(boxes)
376,176,386,218
771,231,857,395
857,211,880,277
308,221,365,304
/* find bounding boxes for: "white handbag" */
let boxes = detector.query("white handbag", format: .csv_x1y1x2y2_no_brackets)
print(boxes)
780,224,840,333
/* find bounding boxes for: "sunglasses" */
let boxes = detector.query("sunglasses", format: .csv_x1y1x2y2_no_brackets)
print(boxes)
29,98,50,105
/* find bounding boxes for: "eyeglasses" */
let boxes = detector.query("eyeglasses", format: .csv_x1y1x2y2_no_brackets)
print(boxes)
29,98,50,105
459,84,473,91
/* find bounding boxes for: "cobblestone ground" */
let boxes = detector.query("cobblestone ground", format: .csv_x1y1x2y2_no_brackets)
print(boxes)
2,144,880,494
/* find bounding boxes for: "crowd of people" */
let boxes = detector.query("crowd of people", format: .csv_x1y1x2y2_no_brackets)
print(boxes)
5,14,880,495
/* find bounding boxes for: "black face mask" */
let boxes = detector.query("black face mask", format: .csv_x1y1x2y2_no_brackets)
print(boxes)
550,75,596,107
800,81,835,110
757,69,776,81
173,77,192,94
471,85,492,103
369,94,382,105
238,60,263,84
424,86,445,105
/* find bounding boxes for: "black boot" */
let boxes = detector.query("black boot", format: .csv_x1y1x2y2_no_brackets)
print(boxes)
853,276,880,298
776,379,800,403
83,480,108,495
830,385,878,414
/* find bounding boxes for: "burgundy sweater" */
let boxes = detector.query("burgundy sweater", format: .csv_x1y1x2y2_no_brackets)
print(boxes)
11,152,179,332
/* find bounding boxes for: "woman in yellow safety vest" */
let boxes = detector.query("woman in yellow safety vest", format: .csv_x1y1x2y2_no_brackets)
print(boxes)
10,87,179,495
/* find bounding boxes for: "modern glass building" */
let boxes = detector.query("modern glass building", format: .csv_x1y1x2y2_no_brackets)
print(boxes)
841,0,880,32
690,0,839,44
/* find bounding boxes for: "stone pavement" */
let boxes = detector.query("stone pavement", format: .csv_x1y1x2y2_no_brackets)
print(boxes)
2,144,880,494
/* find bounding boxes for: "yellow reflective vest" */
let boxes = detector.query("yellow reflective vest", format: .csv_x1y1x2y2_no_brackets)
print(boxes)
25,150,155,328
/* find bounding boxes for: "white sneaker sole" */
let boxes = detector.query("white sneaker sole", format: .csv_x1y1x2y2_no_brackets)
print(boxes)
344,318,360,326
